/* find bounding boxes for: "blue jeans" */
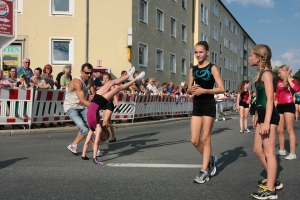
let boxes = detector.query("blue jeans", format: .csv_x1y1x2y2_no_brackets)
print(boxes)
66,108,89,136
215,101,225,119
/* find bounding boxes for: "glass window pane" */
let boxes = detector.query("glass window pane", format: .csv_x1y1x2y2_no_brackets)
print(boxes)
139,46,144,65
139,2,144,20
54,0,69,12
53,41,69,61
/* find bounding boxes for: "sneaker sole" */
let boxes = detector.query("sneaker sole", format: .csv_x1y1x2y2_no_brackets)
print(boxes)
193,177,210,184
251,194,278,199
67,147,77,155
285,156,297,160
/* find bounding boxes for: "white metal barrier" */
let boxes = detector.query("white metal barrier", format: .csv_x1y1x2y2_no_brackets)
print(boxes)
0,88,236,127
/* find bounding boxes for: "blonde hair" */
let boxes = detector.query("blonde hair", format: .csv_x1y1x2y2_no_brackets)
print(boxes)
278,64,291,87
252,44,272,82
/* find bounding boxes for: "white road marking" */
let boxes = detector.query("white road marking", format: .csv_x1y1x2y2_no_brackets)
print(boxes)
106,163,202,168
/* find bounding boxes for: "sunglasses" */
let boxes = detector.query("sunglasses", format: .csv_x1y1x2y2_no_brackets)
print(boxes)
83,71,93,75
24,62,30,63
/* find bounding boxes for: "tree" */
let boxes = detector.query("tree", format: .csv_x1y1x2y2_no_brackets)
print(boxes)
292,69,300,83
273,66,280,84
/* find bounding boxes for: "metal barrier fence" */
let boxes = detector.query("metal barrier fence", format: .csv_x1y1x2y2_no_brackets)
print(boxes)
0,88,235,127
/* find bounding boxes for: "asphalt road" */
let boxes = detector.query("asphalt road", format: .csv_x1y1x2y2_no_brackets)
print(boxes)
0,112,299,200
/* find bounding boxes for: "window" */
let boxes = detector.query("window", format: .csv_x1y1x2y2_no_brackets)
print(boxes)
181,58,186,75
170,54,176,73
51,0,74,15
235,27,238,36
201,32,207,41
234,62,237,72
17,0,23,13
220,45,222,58
182,24,187,42
224,14,229,27
211,52,217,65
50,38,74,64
156,9,164,31
139,0,148,23
170,17,176,37
229,20,233,32
156,49,163,70
212,2,218,17
182,0,187,9
224,57,228,69
220,22,222,36
211,26,218,41
138,43,148,67
224,37,229,48
200,3,208,25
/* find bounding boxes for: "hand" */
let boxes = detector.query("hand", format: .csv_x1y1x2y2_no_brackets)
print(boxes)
236,106,240,111
116,108,121,113
88,94,95,101
253,115,258,128
246,100,250,104
46,83,51,88
259,123,270,135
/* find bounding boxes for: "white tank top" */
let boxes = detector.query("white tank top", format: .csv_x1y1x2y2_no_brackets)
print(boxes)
63,76,92,112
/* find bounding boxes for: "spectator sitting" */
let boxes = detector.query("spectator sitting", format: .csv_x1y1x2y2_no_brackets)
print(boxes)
55,64,72,89
60,65,72,90
41,64,55,89
140,78,150,94
147,78,160,95
6,67,18,87
0,69,12,87
93,70,103,90
167,82,175,93
30,68,51,89
17,58,34,83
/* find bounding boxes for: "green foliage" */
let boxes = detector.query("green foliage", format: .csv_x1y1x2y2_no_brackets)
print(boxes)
292,69,300,83
272,66,280,83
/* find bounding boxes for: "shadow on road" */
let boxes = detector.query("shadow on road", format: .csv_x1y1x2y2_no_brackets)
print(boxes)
212,128,234,135
0,157,29,169
215,146,247,175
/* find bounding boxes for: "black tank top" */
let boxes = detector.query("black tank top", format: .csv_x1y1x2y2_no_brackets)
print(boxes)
191,63,215,102
240,90,249,103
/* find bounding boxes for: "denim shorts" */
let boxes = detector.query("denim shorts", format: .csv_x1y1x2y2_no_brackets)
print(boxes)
66,108,89,135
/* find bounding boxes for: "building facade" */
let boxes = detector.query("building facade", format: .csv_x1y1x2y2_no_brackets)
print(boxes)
2,0,256,89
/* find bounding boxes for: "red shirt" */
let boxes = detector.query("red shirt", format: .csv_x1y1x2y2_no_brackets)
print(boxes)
275,79,300,104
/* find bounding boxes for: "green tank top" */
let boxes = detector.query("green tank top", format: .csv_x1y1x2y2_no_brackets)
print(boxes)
255,70,275,110
295,93,300,102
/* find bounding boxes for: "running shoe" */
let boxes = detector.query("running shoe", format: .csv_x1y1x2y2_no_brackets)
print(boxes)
208,155,218,176
215,119,219,122
257,179,283,190
222,117,226,121
128,66,135,80
67,144,77,154
97,148,103,157
244,128,250,133
285,153,297,160
136,71,145,80
239,130,243,133
251,186,278,199
276,149,286,156
193,170,209,184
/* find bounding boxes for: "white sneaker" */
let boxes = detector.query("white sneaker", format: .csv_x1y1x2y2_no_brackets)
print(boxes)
215,119,218,122
137,71,145,80
276,149,287,156
97,149,102,157
67,144,77,154
222,117,226,121
128,66,135,80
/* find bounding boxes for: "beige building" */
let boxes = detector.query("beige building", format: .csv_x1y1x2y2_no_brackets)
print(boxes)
2,0,193,86
2,0,256,89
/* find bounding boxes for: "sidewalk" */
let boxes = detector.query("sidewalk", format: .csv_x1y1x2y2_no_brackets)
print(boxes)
0,116,191,137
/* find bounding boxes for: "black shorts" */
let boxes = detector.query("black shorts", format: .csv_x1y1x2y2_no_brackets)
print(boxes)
257,108,280,125
239,101,249,108
102,102,114,111
295,102,300,105
250,104,256,115
192,100,216,118
276,103,295,114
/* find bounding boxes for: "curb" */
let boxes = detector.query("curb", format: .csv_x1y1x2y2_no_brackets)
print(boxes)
0,117,190,137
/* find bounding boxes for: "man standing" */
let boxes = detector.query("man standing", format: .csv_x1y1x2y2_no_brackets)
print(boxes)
17,58,34,83
65,63,100,156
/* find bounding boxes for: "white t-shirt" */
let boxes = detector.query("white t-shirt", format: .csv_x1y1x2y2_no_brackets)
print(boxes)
214,93,225,102
147,84,158,94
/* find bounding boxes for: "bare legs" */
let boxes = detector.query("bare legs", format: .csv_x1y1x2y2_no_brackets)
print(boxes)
277,113,297,155
239,106,249,130
190,116,214,171
103,109,115,140
253,123,277,191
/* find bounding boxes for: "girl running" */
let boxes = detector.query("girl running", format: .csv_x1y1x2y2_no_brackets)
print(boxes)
275,65,300,160
81,67,145,164
294,91,300,121
236,80,251,133
250,44,281,200
188,41,224,184
250,91,257,123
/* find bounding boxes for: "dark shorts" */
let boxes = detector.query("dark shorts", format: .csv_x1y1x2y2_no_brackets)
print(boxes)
257,108,280,125
250,104,256,115
295,102,300,105
192,100,216,118
102,102,114,111
276,103,295,114
239,101,249,108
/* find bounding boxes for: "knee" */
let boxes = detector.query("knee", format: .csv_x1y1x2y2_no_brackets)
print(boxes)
253,147,263,156
191,139,200,147
277,127,284,134
201,135,210,145
286,127,294,134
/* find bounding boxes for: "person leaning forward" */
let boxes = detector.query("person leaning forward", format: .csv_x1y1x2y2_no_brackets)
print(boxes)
65,63,101,155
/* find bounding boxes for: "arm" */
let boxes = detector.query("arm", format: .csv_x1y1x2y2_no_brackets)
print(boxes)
113,95,119,108
187,68,194,94
293,94,296,103
288,79,300,92
89,79,95,100
74,79,91,107
274,81,279,107
260,72,274,134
